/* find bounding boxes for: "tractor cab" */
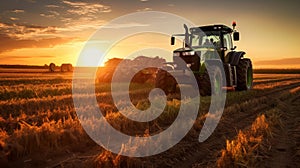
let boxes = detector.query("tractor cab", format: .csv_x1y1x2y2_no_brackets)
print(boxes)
171,23,240,72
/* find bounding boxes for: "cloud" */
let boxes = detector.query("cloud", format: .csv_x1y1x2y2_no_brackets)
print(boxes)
0,55,55,59
10,17,19,21
62,0,111,15
57,18,106,33
101,22,150,29
137,8,152,12
11,9,25,13
0,1,113,53
40,11,60,19
41,1,111,32
0,22,58,39
1,22,56,36
40,13,55,18
0,33,73,53
37,0,112,33
45,5,60,8
0,22,73,53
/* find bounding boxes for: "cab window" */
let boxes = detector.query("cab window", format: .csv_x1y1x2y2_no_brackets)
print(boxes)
223,33,233,49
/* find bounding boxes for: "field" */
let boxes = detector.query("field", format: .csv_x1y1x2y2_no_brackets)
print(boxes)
0,68,300,168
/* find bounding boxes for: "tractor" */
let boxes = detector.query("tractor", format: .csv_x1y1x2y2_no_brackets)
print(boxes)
155,22,253,96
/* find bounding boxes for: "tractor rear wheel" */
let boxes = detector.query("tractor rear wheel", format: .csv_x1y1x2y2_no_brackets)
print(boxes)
155,69,177,95
236,58,253,91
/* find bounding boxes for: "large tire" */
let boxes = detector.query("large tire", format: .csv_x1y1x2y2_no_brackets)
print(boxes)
198,65,225,96
155,69,177,95
236,58,253,91
198,69,211,96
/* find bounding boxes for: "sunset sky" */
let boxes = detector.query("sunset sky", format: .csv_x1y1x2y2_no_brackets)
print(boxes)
0,0,299,68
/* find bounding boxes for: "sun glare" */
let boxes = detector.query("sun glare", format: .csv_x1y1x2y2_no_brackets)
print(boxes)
78,48,103,67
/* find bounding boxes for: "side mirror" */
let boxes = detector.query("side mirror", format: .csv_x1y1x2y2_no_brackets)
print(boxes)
171,36,175,45
233,32,240,41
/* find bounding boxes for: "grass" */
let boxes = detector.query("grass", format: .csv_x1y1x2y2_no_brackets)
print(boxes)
0,72,165,164
217,114,269,167
0,108,92,160
216,106,283,167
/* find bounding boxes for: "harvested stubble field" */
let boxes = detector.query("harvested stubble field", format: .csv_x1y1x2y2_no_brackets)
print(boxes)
0,69,300,168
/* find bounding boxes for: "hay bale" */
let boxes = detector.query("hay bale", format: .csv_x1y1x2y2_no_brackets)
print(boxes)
61,64,73,72
49,63,55,72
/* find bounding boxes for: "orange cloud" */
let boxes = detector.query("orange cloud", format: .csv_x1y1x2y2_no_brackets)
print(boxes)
11,9,25,13
62,0,111,15
0,34,73,53
0,22,57,39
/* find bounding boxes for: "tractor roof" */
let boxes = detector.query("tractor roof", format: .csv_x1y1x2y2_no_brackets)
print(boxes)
190,24,233,34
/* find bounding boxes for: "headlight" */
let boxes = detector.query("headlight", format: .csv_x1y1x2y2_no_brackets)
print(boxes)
182,51,195,56
173,52,180,56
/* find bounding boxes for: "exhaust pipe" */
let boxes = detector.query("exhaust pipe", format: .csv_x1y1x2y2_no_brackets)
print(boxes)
183,24,189,47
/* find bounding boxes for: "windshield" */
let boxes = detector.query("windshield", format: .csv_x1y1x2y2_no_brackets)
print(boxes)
190,31,220,48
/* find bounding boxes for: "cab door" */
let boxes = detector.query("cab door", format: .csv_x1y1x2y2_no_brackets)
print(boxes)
223,33,234,63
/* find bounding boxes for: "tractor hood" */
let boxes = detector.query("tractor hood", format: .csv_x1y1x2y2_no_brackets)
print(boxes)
173,47,193,52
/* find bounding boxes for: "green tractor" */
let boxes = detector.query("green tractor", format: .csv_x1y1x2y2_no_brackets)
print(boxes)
155,22,253,96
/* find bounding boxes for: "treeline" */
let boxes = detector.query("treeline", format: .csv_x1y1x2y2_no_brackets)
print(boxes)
0,64,47,69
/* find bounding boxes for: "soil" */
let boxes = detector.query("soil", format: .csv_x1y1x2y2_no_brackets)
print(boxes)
262,94,300,168
2,74,300,167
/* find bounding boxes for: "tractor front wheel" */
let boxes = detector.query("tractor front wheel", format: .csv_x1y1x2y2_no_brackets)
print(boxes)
198,65,225,96
236,58,253,91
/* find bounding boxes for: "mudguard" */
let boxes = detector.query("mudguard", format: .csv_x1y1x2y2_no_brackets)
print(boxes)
226,51,246,66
